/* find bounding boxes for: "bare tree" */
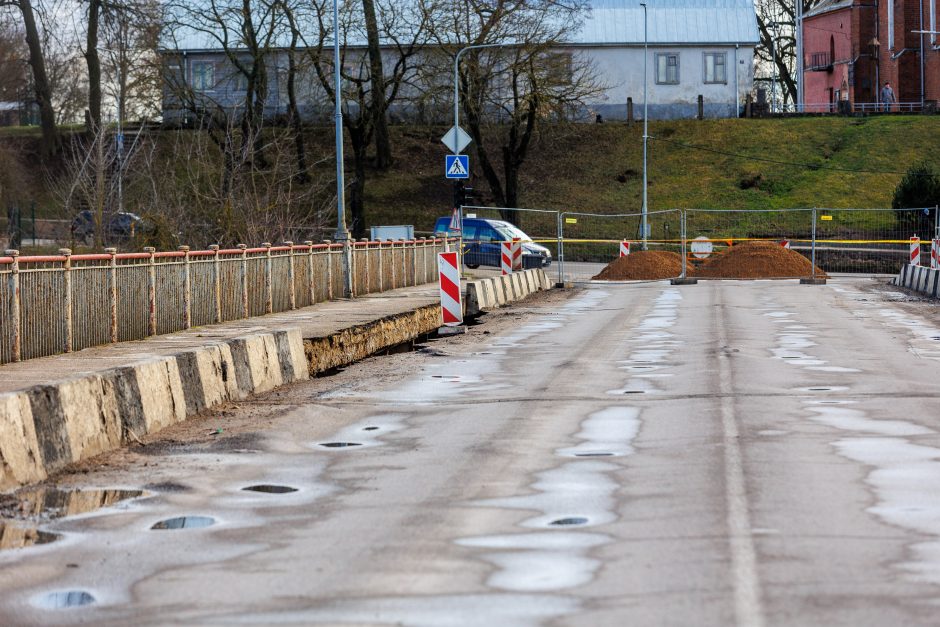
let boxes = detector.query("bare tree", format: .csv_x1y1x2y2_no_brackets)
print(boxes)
432,0,605,218
2,0,60,158
754,0,818,108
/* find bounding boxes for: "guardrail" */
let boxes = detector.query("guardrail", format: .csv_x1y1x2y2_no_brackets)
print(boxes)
0,238,452,364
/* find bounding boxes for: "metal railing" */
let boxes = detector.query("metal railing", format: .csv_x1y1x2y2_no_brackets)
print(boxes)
0,238,451,364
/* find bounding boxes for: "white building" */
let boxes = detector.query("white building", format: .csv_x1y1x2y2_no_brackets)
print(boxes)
574,0,759,119
162,0,759,123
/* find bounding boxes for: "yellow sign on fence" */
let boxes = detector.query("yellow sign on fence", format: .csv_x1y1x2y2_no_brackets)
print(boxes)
565,218,578,224
821,215,833,221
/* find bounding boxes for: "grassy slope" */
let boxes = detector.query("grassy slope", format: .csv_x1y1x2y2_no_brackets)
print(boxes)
366,116,940,234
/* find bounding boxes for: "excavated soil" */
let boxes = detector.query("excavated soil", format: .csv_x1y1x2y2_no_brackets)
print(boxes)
592,251,684,280
694,241,827,279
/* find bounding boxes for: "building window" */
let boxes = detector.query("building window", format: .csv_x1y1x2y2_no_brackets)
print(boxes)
656,53,680,84
703,52,727,83
192,62,215,91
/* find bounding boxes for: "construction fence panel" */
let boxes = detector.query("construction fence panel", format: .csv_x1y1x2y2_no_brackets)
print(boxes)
814,207,937,275
683,209,815,279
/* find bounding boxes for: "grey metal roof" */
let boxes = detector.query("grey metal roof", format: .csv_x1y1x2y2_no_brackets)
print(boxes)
804,0,855,19
573,0,759,46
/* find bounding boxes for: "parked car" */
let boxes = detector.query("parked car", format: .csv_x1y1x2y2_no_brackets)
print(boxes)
434,216,552,269
71,210,151,245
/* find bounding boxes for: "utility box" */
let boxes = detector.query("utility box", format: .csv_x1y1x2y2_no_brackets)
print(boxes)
371,225,414,241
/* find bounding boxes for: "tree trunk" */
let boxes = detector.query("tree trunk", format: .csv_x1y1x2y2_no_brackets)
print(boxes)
284,15,309,184
348,126,368,239
85,0,102,135
18,0,59,159
361,0,392,169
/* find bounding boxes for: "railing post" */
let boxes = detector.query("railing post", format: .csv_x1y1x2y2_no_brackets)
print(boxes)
305,240,315,304
343,239,354,299
5,249,20,362
210,245,222,323
60,248,73,353
106,247,118,343
400,239,407,289
145,247,156,336
361,239,371,294
262,242,273,314
390,240,397,288
377,240,385,292
285,241,296,310
239,244,249,318
323,240,333,300
412,239,418,286
179,246,191,329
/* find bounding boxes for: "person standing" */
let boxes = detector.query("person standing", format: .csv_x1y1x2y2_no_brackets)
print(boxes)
880,81,896,112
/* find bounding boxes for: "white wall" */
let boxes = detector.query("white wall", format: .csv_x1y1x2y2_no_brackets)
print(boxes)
579,45,755,119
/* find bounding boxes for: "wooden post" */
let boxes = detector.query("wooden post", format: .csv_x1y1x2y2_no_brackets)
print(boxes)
627,97,634,126
697,95,704,120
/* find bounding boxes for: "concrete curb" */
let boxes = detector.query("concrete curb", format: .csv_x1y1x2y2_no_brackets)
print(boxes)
0,305,441,490
465,268,553,317
892,264,940,298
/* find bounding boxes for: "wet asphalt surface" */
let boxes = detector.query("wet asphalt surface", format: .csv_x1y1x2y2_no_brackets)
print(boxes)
3,279,940,625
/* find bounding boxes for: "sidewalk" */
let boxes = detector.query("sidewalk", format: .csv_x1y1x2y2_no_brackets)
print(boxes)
0,285,441,490
0,268,553,490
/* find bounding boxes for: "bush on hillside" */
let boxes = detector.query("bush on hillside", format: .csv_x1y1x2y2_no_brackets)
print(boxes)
893,162,940,236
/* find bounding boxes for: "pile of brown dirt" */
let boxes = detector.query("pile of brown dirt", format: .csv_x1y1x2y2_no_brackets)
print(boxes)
592,251,684,280
694,241,827,279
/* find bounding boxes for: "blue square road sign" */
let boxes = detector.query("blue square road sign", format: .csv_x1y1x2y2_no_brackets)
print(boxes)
445,154,469,179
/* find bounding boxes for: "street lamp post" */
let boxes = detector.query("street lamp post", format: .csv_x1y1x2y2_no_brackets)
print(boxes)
331,0,353,297
641,2,648,250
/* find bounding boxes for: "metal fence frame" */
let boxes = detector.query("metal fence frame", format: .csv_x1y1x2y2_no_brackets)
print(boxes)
1,238,451,364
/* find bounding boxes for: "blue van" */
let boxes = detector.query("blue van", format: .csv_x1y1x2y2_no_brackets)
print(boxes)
434,216,552,269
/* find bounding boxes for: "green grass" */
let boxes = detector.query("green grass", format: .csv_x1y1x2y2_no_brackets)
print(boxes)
365,116,940,236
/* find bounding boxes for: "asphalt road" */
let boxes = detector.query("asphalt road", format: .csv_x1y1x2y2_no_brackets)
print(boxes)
3,279,940,626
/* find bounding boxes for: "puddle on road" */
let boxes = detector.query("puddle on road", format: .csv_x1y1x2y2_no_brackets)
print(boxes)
0,524,59,551
549,517,589,527
35,590,95,610
242,485,298,494
318,442,363,449
150,516,215,530
0,487,146,522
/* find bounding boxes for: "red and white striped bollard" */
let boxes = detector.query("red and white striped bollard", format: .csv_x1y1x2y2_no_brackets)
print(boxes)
620,240,631,257
501,241,513,275
910,236,921,266
438,251,462,326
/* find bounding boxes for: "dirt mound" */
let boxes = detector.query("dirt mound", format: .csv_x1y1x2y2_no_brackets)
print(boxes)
694,241,826,279
592,251,684,280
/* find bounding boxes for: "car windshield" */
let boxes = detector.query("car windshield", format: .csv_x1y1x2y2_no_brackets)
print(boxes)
492,222,530,241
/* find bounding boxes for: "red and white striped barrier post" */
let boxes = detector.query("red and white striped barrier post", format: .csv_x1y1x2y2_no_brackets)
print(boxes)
511,238,523,271
620,240,631,257
780,239,790,249
438,251,462,326
932,239,940,270
910,236,921,266
501,241,513,275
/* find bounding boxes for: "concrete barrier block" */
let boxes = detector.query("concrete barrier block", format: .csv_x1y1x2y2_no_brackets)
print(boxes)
57,375,123,465
275,329,310,384
0,392,46,490
229,334,284,397
175,344,239,415
134,358,187,434
539,269,552,290
482,280,498,308
493,277,508,305
465,281,483,316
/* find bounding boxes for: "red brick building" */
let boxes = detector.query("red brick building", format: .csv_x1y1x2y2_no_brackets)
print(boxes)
802,0,940,110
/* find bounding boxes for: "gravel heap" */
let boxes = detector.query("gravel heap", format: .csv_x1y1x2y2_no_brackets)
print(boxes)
592,251,684,280
694,241,826,279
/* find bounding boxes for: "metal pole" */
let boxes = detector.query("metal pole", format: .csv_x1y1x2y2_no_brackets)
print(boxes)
332,0,353,298
146,246,156,335
771,23,777,114
920,0,926,109
452,43,507,152
681,211,688,279
641,2,649,250
107,247,118,343
6,249,20,362
60,248,72,353
558,213,566,285
556,211,563,286
179,246,191,329
796,0,804,112
811,208,817,278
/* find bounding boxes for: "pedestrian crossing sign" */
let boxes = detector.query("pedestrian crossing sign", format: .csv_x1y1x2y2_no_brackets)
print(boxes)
445,155,469,179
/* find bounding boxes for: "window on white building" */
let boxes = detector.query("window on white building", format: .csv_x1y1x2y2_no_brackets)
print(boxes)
703,52,727,83
192,62,215,91
656,53,680,84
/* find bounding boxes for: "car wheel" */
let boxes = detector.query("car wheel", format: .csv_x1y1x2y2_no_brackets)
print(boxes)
466,264,479,269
